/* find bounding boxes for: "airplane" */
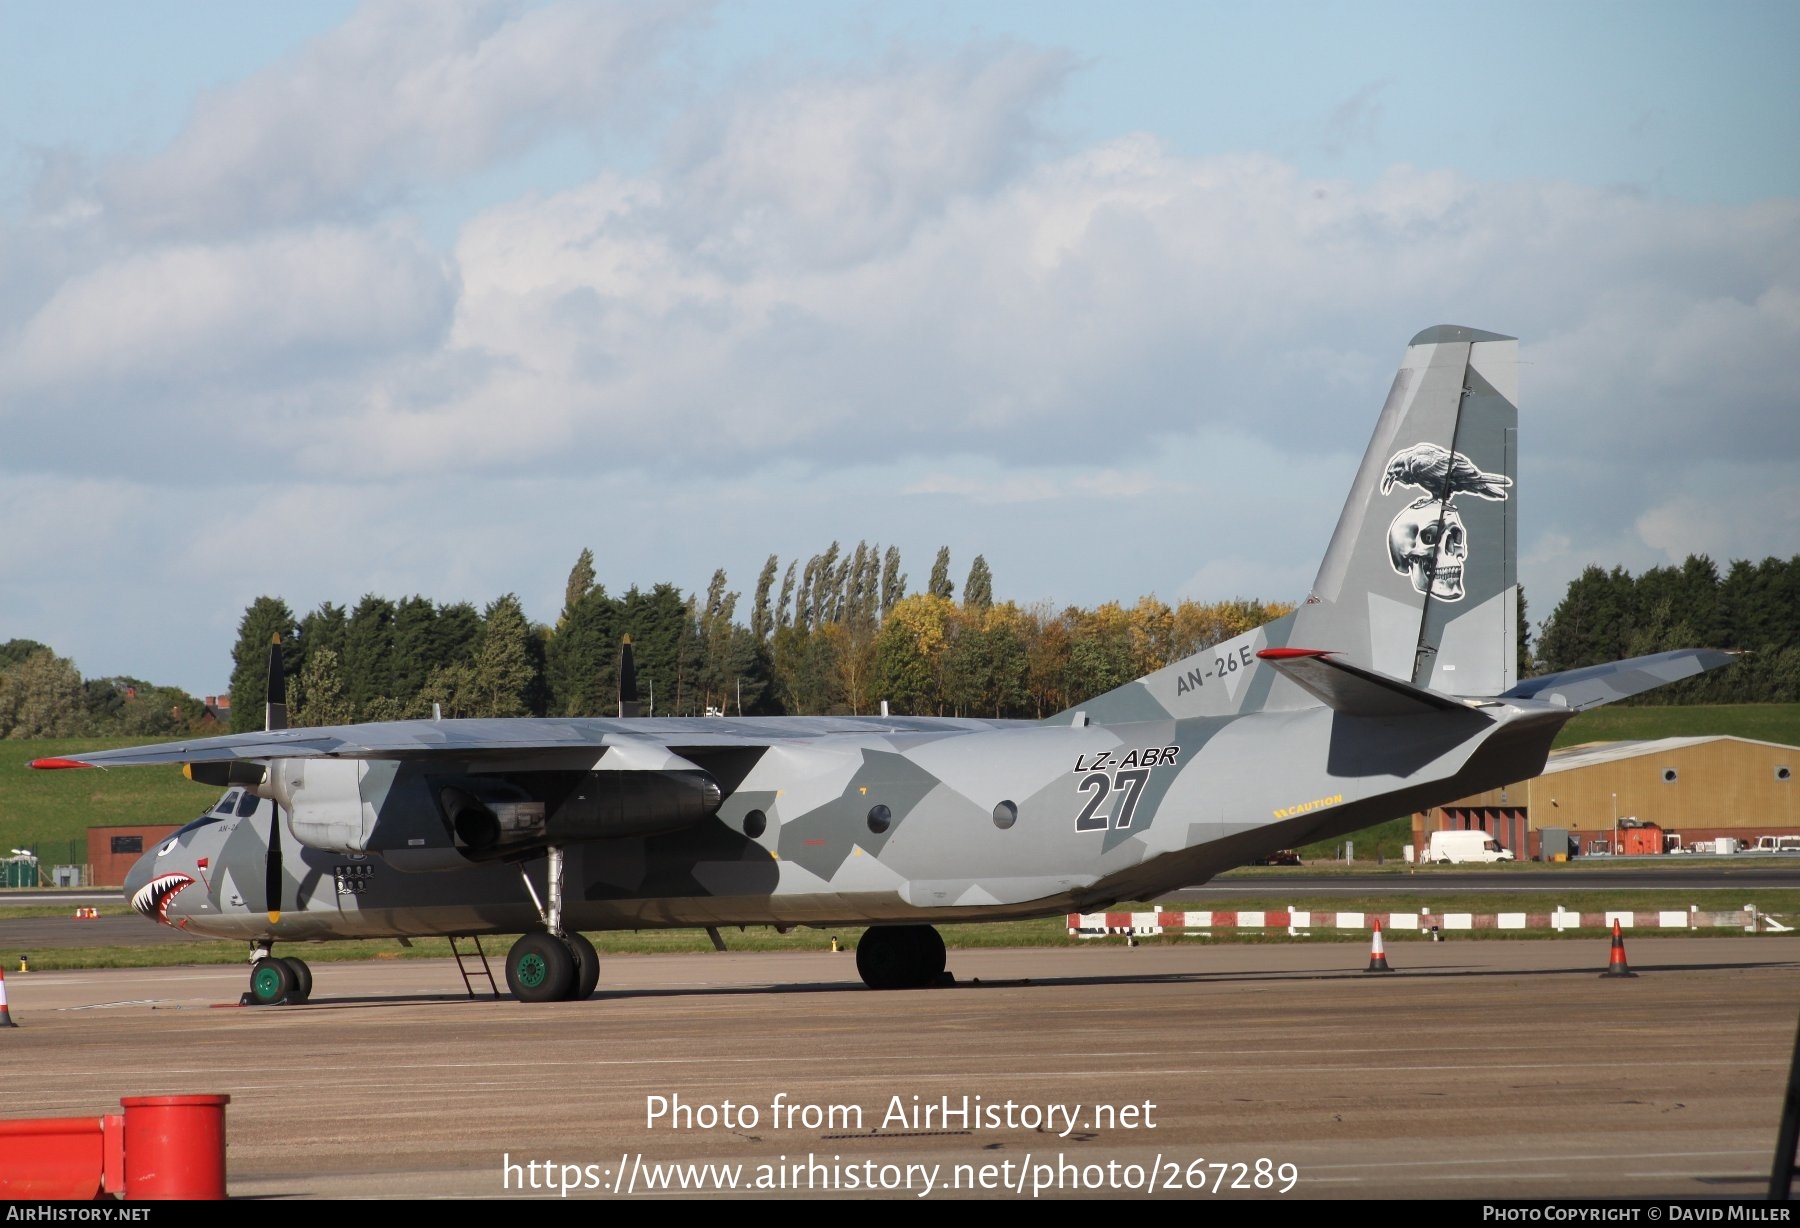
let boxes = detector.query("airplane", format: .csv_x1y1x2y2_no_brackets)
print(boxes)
33,325,1732,1006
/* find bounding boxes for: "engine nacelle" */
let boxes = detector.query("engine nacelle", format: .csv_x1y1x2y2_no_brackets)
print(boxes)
548,769,722,841
260,756,723,864
264,758,439,855
439,780,546,856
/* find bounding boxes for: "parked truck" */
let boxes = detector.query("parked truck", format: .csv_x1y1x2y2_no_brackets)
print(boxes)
1425,830,1516,864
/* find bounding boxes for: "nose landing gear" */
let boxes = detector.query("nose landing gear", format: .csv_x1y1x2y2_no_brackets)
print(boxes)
242,944,313,1006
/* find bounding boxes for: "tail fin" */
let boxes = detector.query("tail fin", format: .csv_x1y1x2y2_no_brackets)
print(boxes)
1289,324,1518,695
1068,325,1518,725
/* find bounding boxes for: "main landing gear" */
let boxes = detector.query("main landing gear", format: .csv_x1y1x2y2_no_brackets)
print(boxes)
508,845,601,1002
855,924,947,990
243,943,312,1006
505,930,599,1002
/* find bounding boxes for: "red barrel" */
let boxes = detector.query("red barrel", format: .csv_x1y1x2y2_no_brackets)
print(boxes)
119,1094,230,1199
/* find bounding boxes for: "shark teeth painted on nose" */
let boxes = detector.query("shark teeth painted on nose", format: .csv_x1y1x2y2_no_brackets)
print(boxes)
132,873,194,925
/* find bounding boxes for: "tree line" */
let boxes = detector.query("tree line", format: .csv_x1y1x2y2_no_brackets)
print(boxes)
226,544,1296,729
1533,554,1800,703
0,637,209,740
3,549,1793,739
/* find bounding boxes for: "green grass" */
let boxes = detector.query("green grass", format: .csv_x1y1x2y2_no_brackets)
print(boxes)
0,736,215,860
1553,702,1800,747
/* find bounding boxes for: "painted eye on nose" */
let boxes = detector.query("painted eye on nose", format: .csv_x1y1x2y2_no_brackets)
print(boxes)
159,837,179,856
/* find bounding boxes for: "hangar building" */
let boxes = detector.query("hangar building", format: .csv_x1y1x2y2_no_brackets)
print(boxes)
1417,736,1796,859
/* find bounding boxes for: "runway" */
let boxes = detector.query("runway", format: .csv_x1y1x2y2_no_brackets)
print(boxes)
2,938,1794,1200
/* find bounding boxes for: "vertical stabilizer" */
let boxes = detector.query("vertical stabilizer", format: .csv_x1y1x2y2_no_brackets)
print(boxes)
1065,325,1518,727
1290,325,1518,695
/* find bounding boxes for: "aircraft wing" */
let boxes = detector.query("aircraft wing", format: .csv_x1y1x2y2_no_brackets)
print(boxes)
31,714,1015,771
1499,649,1736,713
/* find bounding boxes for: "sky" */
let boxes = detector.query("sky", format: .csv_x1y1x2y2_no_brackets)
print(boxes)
2,0,1796,696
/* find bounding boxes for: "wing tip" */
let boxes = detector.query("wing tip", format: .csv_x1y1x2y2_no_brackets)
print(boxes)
30,757,95,770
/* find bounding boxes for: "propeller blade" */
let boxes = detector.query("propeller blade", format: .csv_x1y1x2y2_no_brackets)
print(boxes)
265,804,284,926
265,633,289,732
619,635,641,718
265,633,286,923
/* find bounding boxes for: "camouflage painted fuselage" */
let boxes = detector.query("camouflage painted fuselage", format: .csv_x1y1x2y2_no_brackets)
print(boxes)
125,693,1574,944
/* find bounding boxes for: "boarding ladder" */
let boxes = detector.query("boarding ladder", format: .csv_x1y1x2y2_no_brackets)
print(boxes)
449,935,501,1000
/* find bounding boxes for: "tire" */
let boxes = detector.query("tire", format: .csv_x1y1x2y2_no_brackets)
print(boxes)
913,926,947,983
248,957,295,1006
855,927,905,989
282,957,313,1002
563,932,600,1001
856,925,944,990
507,932,575,1003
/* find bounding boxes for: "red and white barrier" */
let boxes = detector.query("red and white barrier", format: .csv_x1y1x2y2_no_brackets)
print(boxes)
1067,903,1787,937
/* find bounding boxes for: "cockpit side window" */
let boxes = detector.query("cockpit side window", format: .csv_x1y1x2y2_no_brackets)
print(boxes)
213,790,241,815
172,814,223,839
236,792,261,817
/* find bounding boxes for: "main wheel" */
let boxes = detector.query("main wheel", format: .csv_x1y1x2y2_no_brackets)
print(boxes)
282,957,313,1002
248,957,295,1006
507,932,575,1003
856,925,944,990
912,925,947,984
563,932,600,1001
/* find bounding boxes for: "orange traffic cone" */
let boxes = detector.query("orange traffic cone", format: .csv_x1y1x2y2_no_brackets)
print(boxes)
1365,919,1394,973
1599,919,1636,978
0,966,18,1027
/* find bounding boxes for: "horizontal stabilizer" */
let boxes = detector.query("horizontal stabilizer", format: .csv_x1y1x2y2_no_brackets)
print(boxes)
1500,649,1736,713
1255,649,1482,717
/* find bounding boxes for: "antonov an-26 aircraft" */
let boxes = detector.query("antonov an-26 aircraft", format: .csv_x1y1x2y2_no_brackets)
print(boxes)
35,326,1729,1005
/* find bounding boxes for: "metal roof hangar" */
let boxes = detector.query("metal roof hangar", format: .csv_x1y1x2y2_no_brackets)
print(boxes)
1419,736,1796,859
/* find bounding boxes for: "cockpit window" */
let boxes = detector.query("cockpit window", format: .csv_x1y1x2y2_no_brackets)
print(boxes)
174,815,223,838
162,812,223,855
236,792,261,817
213,790,241,815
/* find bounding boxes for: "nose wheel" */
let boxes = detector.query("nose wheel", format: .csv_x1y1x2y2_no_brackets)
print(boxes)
244,950,312,1005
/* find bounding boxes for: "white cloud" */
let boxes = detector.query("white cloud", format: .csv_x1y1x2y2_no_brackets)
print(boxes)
661,44,1075,270
902,466,1162,504
1634,471,1800,566
3,11,1796,689
102,0,698,236
2,225,454,396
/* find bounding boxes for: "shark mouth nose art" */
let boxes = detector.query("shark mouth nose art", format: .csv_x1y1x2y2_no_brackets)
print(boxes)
132,873,195,925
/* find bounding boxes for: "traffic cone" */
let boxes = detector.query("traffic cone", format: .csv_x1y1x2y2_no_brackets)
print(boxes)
1599,920,1636,978
0,966,18,1027
1365,919,1394,973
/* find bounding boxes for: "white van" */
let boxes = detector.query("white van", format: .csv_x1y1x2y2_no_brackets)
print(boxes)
1425,830,1515,864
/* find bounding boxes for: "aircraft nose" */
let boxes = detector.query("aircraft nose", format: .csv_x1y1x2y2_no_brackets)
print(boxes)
122,847,158,907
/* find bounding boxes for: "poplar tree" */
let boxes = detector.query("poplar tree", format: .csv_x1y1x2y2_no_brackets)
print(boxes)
928,547,954,600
